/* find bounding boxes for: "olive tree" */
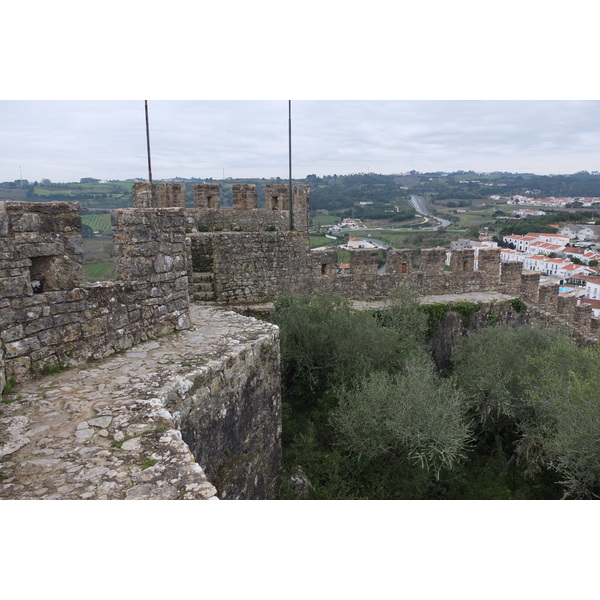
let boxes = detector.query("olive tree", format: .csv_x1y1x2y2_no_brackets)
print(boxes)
331,358,471,479
452,323,600,498
520,342,600,499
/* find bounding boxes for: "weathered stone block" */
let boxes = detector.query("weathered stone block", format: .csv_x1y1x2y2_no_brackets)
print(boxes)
154,253,174,273
17,242,65,257
5,336,42,358
0,275,33,299
0,324,24,343
4,355,31,380
0,211,8,237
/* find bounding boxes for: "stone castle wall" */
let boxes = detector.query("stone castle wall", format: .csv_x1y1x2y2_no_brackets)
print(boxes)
309,247,512,299
190,231,312,303
132,181,310,233
174,309,282,499
0,200,283,500
188,240,523,304
1,202,190,387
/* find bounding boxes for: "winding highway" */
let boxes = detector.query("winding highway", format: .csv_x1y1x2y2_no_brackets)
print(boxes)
409,194,452,228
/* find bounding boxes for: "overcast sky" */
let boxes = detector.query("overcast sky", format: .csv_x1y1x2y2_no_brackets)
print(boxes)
1,100,599,183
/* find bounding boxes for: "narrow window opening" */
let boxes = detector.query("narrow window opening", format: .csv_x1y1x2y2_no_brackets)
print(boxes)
81,210,115,283
29,257,46,293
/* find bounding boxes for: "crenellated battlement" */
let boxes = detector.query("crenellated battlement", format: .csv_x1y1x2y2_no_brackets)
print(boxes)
2,195,599,397
132,181,310,233
0,202,190,390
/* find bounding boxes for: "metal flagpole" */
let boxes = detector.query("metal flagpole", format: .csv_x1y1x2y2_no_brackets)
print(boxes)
145,100,157,206
288,100,293,230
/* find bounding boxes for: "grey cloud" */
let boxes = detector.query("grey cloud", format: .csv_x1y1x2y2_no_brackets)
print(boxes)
1,100,599,182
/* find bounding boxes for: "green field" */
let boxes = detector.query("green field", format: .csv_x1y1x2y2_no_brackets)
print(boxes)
82,213,112,234
312,214,339,227
83,237,113,264
347,228,457,251
30,182,133,209
309,233,337,248
33,188,75,196
83,262,115,282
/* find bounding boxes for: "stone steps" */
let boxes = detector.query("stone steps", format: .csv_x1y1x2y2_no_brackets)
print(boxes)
191,271,215,302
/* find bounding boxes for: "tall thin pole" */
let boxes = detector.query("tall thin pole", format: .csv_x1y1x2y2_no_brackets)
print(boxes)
288,100,293,230
145,100,156,206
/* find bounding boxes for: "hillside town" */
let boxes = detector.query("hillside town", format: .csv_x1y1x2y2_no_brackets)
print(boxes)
447,224,600,316
498,194,600,209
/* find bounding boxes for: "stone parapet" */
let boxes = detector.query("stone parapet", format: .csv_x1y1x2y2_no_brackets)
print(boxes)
132,181,156,208
311,248,338,277
386,249,412,275
158,182,186,208
0,304,282,500
478,247,501,287
500,261,523,294
1,280,191,384
186,208,292,232
557,295,576,321
520,272,540,304
450,248,475,272
1,201,83,296
265,184,290,211
175,307,282,499
350,248,381,275
194,184,220,209
177,184,311,232
0,344,4,396
538,284,559,315
420,247,447,272
112,208,188,283
574,303,593,331
213,231,311,302
232,184,258,209
1,203,191,389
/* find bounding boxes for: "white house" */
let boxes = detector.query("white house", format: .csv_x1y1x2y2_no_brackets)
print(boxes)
523,255,572,276
527,241,566,256
513,208,546,217
558,224,600,241
556,262,595,279
347,237,377,249
503,234,538,252
561,247,600,265
527,232,570,246
450,239,472,250
583,276,600,301
500,248,526,262
340,218,366,230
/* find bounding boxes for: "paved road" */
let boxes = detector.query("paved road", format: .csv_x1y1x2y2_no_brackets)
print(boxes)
409,195,452,228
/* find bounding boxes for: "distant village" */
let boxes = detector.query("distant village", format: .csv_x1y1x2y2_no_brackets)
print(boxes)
324,198,600,316
456,194,600,316
499,193,600,209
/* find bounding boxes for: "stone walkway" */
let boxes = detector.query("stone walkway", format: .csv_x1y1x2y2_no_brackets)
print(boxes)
231,291,516,314
0,304,274,500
